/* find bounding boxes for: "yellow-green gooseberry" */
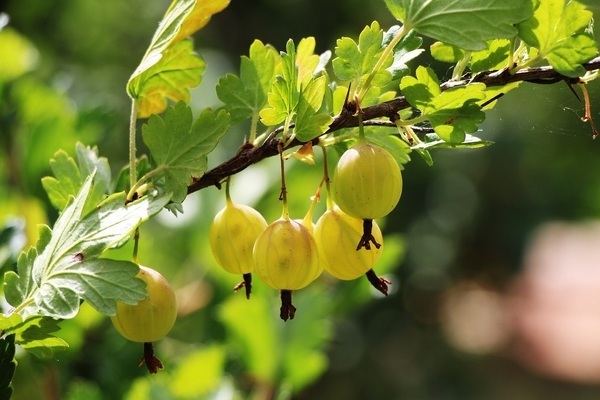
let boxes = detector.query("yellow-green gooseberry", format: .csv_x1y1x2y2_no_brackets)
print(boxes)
333,141,402,220
111,266,177,343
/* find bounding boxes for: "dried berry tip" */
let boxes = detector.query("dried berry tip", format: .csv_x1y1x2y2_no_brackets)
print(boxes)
138,342,164,374
357,219,382,250
280,290,296,321
365,269,391,296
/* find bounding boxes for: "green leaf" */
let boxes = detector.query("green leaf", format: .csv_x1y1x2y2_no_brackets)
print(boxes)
259,39,300,127
3,248,37,308
412,133,494,150
41,150,81,211
385,0,533,51
259,38,332,141
0,334,16,400
332,21,392,90
401,66,486,143
41,143,111,213
127,0,230,116
142,102,230,203
7,316,68,358
216,40,280,123
518,0,597,77
294,75,334,142
11,174,169,319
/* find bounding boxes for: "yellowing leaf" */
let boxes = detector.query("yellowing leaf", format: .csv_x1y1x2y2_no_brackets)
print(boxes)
133,40,205,118
127,0,230,117
172,0,231,44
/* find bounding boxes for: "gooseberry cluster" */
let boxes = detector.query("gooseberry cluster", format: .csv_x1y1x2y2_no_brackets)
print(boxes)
210,136,403,321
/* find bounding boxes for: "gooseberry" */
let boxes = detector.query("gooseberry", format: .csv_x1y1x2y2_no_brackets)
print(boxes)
332,140,402,250
111,265,177,344
210,198,267,298
333,141,402,220
315,205,383,280
253,218,320,320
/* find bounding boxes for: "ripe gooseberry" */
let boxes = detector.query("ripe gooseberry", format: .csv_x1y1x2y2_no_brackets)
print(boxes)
253,218,320,320
315,205,383,280
333,141,402,219
210,191,267,298
333,140,402,250
111,265,177,343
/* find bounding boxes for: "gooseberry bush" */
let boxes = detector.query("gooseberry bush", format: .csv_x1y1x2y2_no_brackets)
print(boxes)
1,0,599,397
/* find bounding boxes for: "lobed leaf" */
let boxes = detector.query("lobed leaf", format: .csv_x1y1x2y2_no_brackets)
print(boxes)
41,143,111,214
216,40,280,123
142,102,230,203
518,0,598,77
332,21,392,91
401,66,486,143
11,174,170,320
385,0,532,51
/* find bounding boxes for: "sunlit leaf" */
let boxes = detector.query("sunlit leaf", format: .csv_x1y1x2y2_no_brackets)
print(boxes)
217,40,280,123
127,0,230,117
401,66,486,143
384,0,532,51
518,0,597,77
142,101,230,202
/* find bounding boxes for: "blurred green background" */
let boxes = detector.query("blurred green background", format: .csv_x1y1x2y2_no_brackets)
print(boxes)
2,0,600,399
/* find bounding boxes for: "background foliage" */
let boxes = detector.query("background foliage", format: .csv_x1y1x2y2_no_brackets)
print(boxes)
1,0,600,399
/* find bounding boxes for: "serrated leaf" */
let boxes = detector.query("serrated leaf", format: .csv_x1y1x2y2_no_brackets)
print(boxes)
41,150,81,211
259,39,300,127
142,102,230,203
36,259,145,317
294,75,333,141
216,40,280,123
41,144,111,213
401,66,486,143
6,316,68,358
518,0,597,77
18,174,169,319
127,0,230,116
3,247,37,308
0,333,16,400
132,40,205,118
385,0,532,51
332,21,391,90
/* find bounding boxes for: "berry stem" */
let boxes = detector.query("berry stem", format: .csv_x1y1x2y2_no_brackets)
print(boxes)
280,290,296,321
357,219,381,250
138,342,164,374
321,146,335,211
278,144,290,220
365,269,391,296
